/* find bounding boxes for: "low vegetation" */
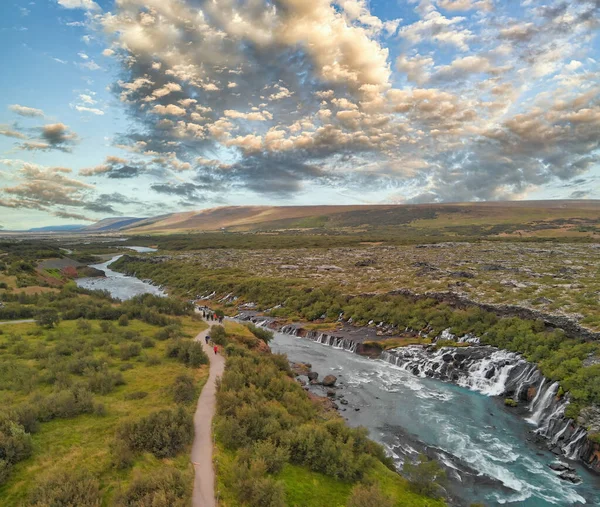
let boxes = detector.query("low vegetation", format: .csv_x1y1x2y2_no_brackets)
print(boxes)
115,255,600,419
212,325,446,506
0,292,208,505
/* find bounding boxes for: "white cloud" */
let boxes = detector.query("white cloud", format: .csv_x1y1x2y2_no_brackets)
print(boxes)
56,0,100,11
9,104,45,117
152,104,187,116
76,105,104,115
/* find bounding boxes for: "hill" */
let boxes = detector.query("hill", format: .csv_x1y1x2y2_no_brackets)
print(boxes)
116,200,600,238
82,217,146,232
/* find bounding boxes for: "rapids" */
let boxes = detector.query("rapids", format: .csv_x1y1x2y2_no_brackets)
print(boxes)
269,329,600,506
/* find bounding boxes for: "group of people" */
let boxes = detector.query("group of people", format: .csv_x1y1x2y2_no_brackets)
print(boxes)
199,307,222,355
200,308,223,324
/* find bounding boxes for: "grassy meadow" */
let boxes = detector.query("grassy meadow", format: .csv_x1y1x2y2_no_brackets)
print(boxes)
0,301,208,506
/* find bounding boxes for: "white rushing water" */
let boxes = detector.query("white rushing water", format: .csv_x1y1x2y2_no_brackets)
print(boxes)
266,328,600,506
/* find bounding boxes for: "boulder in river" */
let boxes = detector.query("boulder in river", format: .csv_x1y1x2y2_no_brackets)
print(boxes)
548,462,575,473
558,472,582,484
307,371,319,381
327,389,336,398
322,375,337,387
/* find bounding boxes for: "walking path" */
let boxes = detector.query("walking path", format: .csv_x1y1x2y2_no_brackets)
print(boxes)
191,322,225,507
0,319,35,325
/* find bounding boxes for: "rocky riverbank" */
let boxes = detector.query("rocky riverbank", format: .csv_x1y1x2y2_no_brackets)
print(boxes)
236,312,600,476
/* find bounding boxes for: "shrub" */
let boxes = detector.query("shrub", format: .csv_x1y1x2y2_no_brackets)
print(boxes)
115,468,189,507
141,336,155,348
116,407,193,458
87,368,125,395
230,458,285,507
154,324,182,341
0,415,32,466
119,363,134,371
111,439,134,470
144,354,162,366
211,325,228,346
172,375,197,404
246,323,274,344
35,308,60,328
504,398,518,407
166,339,208,367
37,386,94,421
99,321,114,333
12,403,40,434
76,319,92,333
403,453,447,498
251,440,289,474
30,470,101,507
120,342,141,360
118,314,129,327
347,484,394,507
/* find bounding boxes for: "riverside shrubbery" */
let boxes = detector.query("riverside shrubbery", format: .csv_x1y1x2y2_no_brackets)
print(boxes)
215,345,395,505
116,255,600,418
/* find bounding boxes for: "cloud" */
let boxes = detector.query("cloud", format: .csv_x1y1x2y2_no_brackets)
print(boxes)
9,104,44,117
56,0,100,11
40,123,79,151
89,0,600,204
0,126,27,140
75,105,104,115
80,155,145,179
0,161,96,221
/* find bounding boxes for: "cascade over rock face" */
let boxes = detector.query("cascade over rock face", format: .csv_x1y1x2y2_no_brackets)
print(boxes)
380,342,598,471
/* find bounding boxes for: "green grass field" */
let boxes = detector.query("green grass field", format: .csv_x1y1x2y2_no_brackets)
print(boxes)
0,316,208,506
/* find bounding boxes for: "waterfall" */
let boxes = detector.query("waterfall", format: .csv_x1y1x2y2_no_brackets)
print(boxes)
527,381,559,426
528,378,546,412
564,428,588,460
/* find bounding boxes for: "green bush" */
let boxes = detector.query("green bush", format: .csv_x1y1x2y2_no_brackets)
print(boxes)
0,415,32,468
120,342,141,360
118,314,129,327
115,468,190,507
166,339,208,367
230,458,286,507
211,325,228,346
172,375,197,404
116,407,193,458
37,386,95,421
246,323,274,344
347,483,394,507
403,454,447,498
30,470,101,507
141,336,155,348
35,308,60,328
87,368,125,395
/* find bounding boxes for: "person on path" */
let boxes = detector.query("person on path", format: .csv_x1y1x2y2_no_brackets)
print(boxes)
205,335,210,344
213,345,218,355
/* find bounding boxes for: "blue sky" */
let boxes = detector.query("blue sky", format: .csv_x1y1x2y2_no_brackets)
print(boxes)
0,0,598,229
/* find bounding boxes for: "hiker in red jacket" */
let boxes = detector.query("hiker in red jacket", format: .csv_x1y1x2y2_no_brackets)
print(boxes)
213,345,218,355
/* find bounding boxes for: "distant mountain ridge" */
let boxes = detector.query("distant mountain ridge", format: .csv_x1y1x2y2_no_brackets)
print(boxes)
14,200,600,235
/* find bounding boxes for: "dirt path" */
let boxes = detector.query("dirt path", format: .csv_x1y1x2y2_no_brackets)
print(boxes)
0,319,35,325
192,323,225,507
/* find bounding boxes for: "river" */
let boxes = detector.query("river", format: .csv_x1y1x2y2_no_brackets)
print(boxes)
75,246,166,300
74,256,600,505
269,330,600,506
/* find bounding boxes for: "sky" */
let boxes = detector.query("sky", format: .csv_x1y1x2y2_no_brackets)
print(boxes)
0,0,599,229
